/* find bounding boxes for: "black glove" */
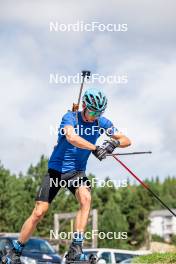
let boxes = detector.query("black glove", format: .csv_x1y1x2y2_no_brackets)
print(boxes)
92,146,107,161
102,139,120,154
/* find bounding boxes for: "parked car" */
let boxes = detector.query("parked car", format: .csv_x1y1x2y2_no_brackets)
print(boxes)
82,248,151,264
0,235,62,264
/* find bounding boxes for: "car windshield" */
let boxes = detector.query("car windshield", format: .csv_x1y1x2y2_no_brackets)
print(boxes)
13,239,55,254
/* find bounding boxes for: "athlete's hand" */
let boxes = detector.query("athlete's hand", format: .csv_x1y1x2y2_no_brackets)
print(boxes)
102,139,120,154
92,146,107,161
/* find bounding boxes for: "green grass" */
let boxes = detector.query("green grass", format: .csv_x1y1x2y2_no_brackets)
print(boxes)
132,253,176,264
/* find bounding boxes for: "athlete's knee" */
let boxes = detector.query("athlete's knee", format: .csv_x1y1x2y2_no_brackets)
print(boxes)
77,188,91,209
32,202,49,222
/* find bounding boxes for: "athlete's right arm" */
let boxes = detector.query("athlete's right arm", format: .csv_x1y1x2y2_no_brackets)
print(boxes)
64,125,96,151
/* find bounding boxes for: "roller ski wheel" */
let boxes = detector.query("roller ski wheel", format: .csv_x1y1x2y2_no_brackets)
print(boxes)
1,241,23,264
1,248,21,264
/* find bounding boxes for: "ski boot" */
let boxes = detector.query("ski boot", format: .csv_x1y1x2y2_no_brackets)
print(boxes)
65,242,90,263
65,232,89,263
1,240,24,264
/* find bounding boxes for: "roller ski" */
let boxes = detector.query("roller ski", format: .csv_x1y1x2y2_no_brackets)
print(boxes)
1,240,24,264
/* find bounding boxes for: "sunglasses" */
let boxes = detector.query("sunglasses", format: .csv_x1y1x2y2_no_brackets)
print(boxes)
87,108,104,117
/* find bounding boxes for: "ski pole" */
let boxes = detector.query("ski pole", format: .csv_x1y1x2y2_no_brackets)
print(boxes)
107,151,152,156
111,154,176,218
72,70,91,112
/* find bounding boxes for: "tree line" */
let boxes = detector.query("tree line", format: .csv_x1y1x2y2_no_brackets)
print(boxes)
1,155,176,251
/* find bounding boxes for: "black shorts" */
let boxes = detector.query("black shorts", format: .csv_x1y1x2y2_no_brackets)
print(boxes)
35,169,91,203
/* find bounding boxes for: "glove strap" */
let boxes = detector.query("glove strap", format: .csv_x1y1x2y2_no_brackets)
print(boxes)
110,139,120,147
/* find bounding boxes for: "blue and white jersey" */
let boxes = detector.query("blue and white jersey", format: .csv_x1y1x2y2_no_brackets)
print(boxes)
48,111,118,173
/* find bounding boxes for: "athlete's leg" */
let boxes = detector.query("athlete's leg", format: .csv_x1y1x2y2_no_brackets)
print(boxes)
19,169,61,243
2,201,49,264
74,186,92,232
19,201,49,243
66,174,91,262
2,170,61,263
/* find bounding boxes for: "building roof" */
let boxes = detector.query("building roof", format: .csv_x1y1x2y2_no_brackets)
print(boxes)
149,209,176,218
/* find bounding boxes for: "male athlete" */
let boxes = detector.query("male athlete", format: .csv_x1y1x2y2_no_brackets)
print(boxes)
2,88,131,263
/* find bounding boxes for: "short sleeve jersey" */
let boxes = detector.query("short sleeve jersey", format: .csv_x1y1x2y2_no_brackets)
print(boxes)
48,111,118,173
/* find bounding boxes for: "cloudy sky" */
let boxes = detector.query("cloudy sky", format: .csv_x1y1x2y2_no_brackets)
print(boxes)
0,0,176,183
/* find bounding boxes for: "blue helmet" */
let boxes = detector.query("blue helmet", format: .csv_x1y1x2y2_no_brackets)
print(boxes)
82,88,108,112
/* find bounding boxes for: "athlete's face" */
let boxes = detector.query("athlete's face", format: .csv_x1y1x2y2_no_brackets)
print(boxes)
84,109,97,122
82,103,103,122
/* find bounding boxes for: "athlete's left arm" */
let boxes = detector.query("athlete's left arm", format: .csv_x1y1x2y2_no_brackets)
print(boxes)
111,132,131,148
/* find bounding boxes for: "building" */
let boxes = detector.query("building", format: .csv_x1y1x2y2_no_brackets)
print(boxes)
149,209,176,241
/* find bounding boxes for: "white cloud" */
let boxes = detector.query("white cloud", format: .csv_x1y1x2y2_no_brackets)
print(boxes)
0,0,175,181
